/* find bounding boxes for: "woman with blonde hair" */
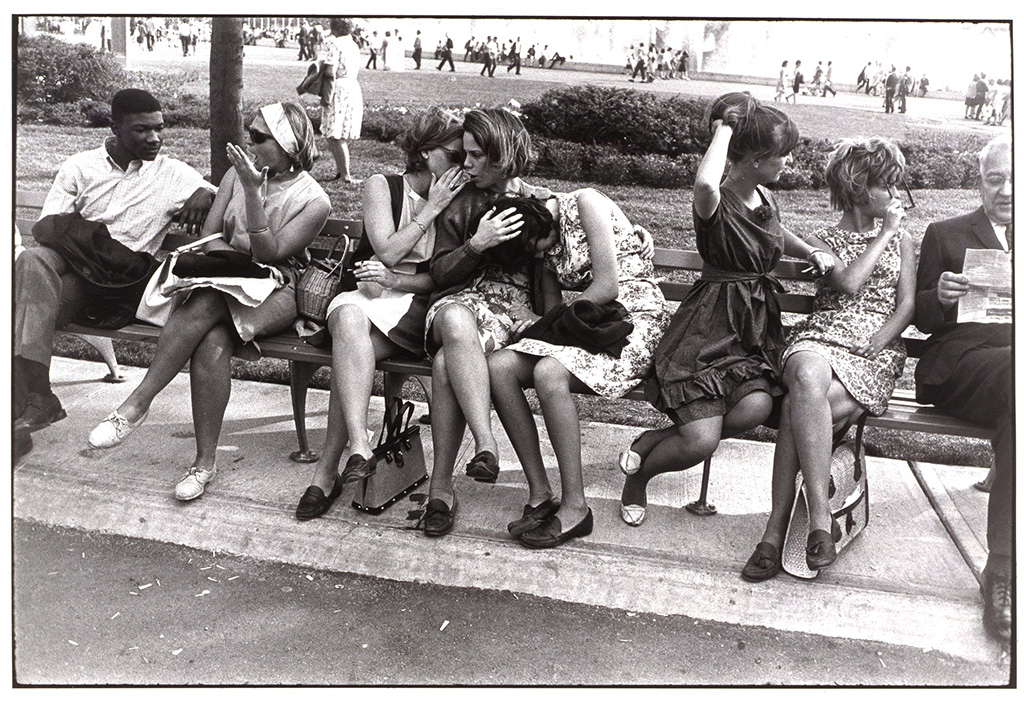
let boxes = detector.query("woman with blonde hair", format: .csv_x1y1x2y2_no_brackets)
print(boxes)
742,137,915,580
89,102,331,502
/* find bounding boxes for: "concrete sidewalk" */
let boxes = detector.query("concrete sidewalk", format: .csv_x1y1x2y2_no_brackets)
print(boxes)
13,358,1010,676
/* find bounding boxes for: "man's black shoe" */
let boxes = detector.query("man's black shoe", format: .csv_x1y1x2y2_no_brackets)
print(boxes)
14,426,33,460
981,568,1012,644
14,392,66,433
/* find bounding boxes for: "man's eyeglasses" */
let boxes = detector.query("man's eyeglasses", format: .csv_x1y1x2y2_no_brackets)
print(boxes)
886,176,916,210
248,127,274,145
440,146,464,164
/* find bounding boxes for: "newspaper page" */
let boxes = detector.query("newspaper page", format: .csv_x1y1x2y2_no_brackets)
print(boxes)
957,248,1012,324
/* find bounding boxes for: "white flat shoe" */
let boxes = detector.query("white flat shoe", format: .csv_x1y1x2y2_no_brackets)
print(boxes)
620,503,646,527
618,448,642,476
88,409,149,449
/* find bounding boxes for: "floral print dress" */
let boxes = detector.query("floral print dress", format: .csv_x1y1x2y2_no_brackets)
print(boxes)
783,224,907,415
504,190,669,398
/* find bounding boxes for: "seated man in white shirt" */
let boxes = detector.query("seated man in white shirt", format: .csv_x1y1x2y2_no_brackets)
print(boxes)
14,88,216,437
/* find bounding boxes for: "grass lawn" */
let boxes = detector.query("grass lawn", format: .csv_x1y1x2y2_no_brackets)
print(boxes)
18,53,995,469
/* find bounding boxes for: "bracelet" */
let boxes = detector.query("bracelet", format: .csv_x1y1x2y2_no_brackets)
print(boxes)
248,226,270,235
410,218,427,234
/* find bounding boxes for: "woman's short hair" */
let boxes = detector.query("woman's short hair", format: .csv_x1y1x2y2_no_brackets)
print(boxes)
470,195,554,271
398,107,464,173
271,102,318,172
463,108,533,179
330,18,353,36
824,137,906,212
706,92,800,163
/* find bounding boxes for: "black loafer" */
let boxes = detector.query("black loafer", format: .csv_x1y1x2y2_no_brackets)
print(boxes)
295,475,343,521
741,541,781,582
422,495,458,537
340,454,374,484
465,450,499,483
806,519,841,570
507,496,561,538
519,508,593,549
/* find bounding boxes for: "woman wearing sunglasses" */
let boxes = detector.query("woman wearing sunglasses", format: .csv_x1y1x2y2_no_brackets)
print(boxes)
742,137,916,581
295,107,468,519
89,102,330,502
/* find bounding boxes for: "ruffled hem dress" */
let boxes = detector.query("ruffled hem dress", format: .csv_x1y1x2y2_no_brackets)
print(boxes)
503,190,669,398
782,224,907,415
644,185,787,425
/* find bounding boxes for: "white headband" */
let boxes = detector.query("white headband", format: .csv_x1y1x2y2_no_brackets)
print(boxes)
259,103,300,157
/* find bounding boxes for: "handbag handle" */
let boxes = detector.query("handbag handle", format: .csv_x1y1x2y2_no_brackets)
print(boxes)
376,396,412,450
175,232,225,253
318,234,351,276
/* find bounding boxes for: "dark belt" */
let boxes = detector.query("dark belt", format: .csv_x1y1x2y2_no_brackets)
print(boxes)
699,264,784,302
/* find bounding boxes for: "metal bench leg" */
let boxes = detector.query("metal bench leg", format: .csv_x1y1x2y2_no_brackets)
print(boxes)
686,457,717,515
383,371,407,402
289,360,321,463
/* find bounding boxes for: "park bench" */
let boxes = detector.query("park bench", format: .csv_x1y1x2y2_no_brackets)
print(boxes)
16,188,993,514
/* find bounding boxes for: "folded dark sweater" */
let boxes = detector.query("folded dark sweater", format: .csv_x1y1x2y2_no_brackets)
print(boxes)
521,299,634,358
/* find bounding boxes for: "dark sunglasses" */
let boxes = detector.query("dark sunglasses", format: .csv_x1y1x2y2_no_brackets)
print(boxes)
248,127,274,145
439,146,464,164
886,176,916,210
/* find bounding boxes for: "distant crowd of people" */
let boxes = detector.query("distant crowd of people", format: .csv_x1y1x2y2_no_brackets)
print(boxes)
964,73,1013,125
626,43,690,83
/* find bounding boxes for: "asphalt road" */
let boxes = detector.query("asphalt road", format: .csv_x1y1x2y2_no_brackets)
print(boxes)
13,520,1008,686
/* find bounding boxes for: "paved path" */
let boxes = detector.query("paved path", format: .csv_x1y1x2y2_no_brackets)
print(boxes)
12,358,1011,681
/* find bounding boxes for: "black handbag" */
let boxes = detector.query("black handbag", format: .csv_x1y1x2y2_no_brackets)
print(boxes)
351,397,428,514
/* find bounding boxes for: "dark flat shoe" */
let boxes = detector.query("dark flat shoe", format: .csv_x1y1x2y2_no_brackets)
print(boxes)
980,570,1012,644
14,392,66,433
741,541,781,582
422,495,458,537
340,454,374,484
507,496,561,538
465,450,499,483
519,508,593,549
295,475,343,521
806,519,842,570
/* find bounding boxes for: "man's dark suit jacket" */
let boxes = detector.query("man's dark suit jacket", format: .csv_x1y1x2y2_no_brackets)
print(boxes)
914,206,1011,399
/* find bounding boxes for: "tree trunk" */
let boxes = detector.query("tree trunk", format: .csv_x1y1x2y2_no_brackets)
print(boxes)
209,18,244,186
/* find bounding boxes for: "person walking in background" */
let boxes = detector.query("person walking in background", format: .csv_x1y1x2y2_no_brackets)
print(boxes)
883,65,898,113
437,33,455,72
897,66,914,113
679,50,690,80
297,20,312,61
972,73,989,120
742,138,914,582
622,93,834,530
365,31,378,69
321,18,363,184
507,37,521,75
913,136,1013,644
918,73,929,97
870,63,885,96
380,31,390,69
787,60,804,103
412,30,422,69
821,60,836,97
629,44,647,82
178,18,191,57
809,61,823,94
855,61,871,92
480,36,494,77
775,60,790,102
964,74,980,118
464,37,475,63
538,45,548,69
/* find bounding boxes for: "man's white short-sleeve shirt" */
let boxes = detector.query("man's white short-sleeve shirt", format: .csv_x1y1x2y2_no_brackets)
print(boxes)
41,138,215,255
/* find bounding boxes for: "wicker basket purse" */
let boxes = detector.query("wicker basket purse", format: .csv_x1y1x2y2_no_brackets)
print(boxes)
296,234,351,323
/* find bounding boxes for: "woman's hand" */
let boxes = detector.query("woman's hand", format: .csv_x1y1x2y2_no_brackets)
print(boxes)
851,333,886,359
226,142,268,191
509,305,540,340
426,166,468,211
805,249,837,277
635,225,655,260
468,207,523,253
880,198,906,235
353,259,399,289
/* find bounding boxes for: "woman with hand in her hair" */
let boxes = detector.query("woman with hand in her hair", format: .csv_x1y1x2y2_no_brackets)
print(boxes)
622,92,835,529
89,102,330,502
489,189,667,548
742,138,914,581
295,107,466,520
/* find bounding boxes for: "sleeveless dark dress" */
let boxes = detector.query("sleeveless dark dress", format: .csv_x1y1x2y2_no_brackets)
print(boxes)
644,185,786,425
